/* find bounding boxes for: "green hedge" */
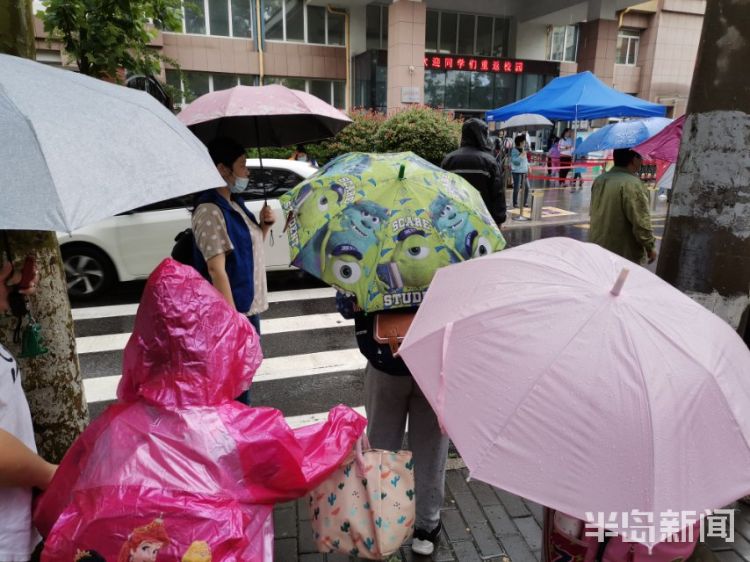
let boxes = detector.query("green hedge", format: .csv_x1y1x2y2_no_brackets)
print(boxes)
248,106,462,166
374,106,462,164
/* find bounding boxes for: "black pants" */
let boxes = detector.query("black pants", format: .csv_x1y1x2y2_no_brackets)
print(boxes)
559,156,572,184
236,314,261,405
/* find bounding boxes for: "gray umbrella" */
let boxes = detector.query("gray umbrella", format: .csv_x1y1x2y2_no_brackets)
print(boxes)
0,54,223,233
499,113,554,130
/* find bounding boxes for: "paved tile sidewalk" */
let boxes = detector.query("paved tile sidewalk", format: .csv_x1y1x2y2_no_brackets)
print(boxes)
275,467,747,562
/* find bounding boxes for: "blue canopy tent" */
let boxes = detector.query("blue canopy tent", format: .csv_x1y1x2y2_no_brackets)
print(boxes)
486,71,666,123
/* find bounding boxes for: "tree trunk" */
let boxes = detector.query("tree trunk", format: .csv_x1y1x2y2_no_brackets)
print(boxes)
656,0,750,339
0,0,89,463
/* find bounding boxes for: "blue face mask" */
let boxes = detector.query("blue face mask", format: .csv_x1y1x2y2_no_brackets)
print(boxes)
229,176,250,194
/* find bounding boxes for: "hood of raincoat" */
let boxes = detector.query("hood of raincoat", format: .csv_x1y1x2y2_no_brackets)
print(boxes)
117,258,262,407
460,118,491,151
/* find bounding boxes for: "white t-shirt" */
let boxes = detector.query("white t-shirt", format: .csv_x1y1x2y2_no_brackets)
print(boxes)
0,343,41,562
558,137,574,157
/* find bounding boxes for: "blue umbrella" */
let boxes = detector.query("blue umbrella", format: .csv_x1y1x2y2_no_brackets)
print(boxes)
574,118,673,156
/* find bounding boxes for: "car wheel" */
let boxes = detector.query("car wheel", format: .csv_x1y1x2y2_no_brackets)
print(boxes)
61,245,116,300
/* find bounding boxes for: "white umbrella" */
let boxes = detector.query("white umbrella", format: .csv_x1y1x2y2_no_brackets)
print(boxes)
0,54,223,232
499,113,553,130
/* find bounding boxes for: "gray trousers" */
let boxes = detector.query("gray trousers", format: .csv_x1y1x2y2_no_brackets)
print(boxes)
364,362,449,530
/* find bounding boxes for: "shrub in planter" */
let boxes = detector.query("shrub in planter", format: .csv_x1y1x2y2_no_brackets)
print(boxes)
320,109,386,160
374,106,462,164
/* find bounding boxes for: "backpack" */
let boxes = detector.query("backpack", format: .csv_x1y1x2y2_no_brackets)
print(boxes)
171,228,195,266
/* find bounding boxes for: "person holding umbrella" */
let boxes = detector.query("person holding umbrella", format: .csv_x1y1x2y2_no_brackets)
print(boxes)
192,138,275,404
0,260,57,562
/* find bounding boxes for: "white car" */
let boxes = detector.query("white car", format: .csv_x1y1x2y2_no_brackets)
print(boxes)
58,158,317,300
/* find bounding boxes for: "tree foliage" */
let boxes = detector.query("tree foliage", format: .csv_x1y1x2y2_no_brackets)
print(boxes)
374,106,462,164
40,0,182,79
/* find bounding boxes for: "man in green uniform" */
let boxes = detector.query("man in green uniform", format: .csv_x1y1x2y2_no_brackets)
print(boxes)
590,148,657,264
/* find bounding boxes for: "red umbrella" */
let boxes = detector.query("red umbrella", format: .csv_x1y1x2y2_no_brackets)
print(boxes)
634,114,686,163
177,84,351,148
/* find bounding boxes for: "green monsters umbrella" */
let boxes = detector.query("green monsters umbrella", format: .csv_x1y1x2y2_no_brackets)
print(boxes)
280,152,506,312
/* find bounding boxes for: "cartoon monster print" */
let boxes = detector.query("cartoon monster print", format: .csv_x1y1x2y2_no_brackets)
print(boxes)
430,195,493,260
319,200,389,291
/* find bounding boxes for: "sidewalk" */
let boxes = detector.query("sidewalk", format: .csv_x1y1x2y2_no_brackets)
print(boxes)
275,463,747,562
501,183,668,230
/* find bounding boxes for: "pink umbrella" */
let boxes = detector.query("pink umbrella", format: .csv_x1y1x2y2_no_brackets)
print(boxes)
399,237,750,546
635,114,686,163
177,84,351,147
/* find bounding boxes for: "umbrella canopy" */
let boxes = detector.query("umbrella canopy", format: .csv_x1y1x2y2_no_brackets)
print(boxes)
0,54,223,233
635,114,686,163
177,84,351,147
279,152,506,312
486,71,667,123
400,237,750,546
574,117,673,155
499,113,553,130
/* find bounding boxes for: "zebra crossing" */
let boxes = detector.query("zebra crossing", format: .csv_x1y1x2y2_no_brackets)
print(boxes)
75,283,369,428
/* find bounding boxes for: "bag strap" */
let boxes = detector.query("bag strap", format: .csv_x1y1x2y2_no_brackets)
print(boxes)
354,434,371,478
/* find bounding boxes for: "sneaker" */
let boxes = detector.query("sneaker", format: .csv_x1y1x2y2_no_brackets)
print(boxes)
412,522,442,556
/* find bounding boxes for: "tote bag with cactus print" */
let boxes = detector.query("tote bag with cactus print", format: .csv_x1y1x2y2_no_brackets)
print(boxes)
308,436,415,559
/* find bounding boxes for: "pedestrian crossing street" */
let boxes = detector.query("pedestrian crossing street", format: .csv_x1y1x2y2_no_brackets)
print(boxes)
74,286,369,428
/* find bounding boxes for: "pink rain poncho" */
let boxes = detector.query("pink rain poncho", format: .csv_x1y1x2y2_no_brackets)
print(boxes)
34,259,366,561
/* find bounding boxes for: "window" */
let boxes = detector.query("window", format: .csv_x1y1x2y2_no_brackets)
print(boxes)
327,11,345,46
263,0,284,39
492,17,509,57
616,29,640,65
166,70,258,106
366,5,380,49
285,0,304,41
365,4,388,49
181,0,253,37
264,75,306,90
457,14,474,55
243,168,304,200
439,12,457,53
425,10,439,52
476,16,493,56
264,76,346,109
547,25,578,62
208,0,230,36
262,0,346,45
131,193,195,213
308,6,326,44
426,10,510,57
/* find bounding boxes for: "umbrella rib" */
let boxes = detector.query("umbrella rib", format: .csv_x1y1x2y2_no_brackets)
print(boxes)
618,307,657,516
470,296,614,478
630,306,750,458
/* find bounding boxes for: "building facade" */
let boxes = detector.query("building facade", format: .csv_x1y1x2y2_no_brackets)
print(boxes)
32,0,705,118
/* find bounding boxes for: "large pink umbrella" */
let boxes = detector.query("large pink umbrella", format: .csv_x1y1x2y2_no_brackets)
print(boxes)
399,237,750,546
635,114,686,163
177,84,351,147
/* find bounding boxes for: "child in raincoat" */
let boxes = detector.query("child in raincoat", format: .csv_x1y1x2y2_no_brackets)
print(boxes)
34,259,367,561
